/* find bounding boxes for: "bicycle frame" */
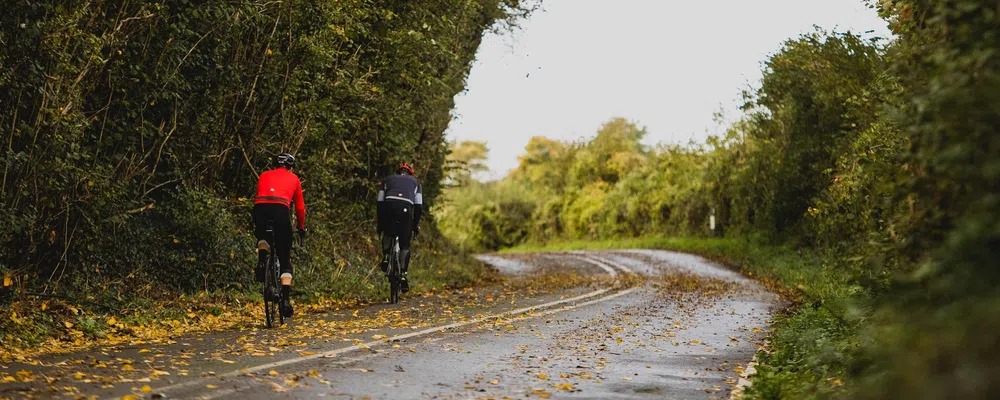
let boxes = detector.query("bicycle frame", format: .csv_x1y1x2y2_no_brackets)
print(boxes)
262,221,284,328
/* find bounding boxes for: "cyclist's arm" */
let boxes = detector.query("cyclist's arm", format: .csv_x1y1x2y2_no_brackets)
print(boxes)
376,182,386,232
413,182,423,231
293,178,306,230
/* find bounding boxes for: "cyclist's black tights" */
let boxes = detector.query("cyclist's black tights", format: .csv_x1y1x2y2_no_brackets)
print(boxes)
253,203,293,276
380,200,413,273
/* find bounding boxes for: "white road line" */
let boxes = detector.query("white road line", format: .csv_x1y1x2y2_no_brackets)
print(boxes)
157,253,636,396
574,254,619,278
578,253,635,276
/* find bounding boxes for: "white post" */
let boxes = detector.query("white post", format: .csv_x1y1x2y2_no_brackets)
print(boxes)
710,206,716,235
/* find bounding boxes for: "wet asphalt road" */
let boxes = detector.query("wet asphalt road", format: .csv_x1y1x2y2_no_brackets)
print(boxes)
1,251,780,399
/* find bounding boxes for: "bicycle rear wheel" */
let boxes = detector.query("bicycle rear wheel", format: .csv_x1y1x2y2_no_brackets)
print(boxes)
389,277,399,304
389,238,401,304
263,256,281,328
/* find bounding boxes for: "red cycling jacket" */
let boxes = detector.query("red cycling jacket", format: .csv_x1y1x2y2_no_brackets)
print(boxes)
254,167,306,229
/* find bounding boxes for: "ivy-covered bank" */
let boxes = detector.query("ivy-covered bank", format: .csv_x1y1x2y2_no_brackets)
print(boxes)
0,0,535,351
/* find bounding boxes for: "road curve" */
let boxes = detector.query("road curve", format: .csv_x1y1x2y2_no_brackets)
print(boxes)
1,250,780,400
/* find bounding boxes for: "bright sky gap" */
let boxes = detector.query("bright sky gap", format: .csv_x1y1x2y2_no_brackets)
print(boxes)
447,0,892,179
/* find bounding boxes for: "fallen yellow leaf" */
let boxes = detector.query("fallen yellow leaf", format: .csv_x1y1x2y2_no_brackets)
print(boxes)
270,382,288,392
3,274,11,287
536,373,548,380
206,384,217,389
63,321,74,329
268,370,279,376
15,371,32,381
141,385,152,393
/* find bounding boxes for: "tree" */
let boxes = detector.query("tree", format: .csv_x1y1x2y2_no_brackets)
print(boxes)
446,141,489,186
511,136,570,190
570,118,648,185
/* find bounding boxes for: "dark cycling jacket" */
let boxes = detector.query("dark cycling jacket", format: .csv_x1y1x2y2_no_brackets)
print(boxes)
377,173,423,229
255,167,306,230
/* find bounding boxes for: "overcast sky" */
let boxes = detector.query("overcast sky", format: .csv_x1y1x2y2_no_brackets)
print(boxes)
446,0,892,179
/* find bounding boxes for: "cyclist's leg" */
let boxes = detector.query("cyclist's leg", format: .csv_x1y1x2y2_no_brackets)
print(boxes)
396,204,414,293
382,201,404,269
252,205,270,282
271,207,294,317
272,210,293,281
380,221,393,273
398,208,413,274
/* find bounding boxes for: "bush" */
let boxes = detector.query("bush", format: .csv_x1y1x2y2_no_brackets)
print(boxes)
0,0,537,315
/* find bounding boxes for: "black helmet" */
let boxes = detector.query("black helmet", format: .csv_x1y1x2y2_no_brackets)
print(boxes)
276,153,296,169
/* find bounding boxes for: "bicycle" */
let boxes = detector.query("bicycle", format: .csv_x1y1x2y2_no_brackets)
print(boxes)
386,235,402,304
260,221,284,328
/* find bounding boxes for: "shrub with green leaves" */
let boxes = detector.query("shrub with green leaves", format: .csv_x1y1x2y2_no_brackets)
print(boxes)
0,0,537,305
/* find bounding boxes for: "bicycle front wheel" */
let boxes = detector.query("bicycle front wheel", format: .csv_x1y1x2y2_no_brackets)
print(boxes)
263,257,281,328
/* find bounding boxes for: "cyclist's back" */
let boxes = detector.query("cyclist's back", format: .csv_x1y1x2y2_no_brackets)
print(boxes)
256,167,306,215
381,173,422,205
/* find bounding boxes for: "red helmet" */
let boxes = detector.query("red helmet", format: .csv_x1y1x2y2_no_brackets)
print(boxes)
398,162,415,176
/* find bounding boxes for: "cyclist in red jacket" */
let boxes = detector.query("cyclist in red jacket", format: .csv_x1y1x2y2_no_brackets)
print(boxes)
254,153,306,318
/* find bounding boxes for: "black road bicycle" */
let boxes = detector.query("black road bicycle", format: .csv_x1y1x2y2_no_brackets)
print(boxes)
260,221,284,328
386,235,402,304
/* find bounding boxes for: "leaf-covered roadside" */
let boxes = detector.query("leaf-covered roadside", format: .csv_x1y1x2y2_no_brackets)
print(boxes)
1,237,491,364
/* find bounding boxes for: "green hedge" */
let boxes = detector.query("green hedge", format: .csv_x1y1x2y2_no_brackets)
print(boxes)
0,0,536,302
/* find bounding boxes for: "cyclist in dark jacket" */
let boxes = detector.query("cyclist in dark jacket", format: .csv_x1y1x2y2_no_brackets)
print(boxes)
254,153,306,318
376,162,422,293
